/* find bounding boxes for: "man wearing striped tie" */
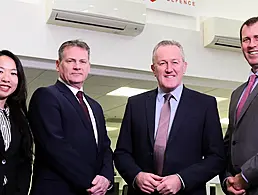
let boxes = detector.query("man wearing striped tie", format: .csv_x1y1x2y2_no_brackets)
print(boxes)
220,16,258,195
114,40,225,195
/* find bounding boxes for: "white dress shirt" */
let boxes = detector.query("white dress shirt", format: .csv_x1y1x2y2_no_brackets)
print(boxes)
58,78,98,144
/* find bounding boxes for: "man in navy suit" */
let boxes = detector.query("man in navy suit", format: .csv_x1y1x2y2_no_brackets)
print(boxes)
114,40,225,195
28,40,113,195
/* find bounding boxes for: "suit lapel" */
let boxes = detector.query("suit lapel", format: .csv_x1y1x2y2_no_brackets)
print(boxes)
55,81,93,132
0,129,5,157
167,87,191,145
145,89,157,147
5,116,20,156
237,82,258,124
231,83,245,125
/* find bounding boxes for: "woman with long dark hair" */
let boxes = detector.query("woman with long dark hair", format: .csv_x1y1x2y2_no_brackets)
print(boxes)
0,50,33,195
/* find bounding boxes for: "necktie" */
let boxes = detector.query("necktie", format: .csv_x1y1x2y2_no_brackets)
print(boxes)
236,74,257,120
76,91,90,119
154,93,172,175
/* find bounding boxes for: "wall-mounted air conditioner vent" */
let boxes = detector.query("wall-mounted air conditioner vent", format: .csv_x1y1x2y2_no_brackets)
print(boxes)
46,0,146,36
202,17,243,52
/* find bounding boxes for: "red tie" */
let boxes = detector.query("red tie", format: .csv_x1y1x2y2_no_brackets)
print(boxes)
76,91,90,119
154,93,172,175
236,74,257,120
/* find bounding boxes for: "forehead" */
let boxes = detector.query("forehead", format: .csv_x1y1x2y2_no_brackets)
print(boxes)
62,46,88,59
242,22,258,37
0,55,17,69
155,45,182,59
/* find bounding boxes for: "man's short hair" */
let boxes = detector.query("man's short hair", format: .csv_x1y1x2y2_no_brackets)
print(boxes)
152,40,185,63
58,39,90,61
240,17,258,42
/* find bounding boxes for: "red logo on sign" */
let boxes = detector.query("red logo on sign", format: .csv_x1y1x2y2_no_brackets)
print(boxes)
150,0,156,2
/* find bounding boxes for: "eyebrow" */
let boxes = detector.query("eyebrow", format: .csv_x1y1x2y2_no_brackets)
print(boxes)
0,66,17,71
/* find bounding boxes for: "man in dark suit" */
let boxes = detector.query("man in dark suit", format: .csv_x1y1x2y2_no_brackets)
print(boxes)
220,17,258,195
114,40,225,195
28,40,114,195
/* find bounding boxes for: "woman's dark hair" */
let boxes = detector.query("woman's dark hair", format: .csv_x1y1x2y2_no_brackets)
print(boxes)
0,50,33,161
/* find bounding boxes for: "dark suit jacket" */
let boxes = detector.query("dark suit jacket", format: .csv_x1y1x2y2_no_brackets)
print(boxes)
28,81,113,195
0,110,32,195
221,81,258,195
114,87,225,195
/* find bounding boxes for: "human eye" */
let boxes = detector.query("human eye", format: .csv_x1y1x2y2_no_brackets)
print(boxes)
11,72,17,76
80,59,87,64
158,61,167,66
66,59,74,63
242,37,250,43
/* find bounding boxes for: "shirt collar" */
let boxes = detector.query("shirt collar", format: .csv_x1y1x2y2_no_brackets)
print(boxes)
157,83,183,102
0,105,10,117
249,70,258,77
58,77,83,96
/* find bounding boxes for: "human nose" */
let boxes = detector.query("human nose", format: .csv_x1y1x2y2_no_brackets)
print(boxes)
73,61,81,70
248,38,258,48
1,72,10,82
165,62,173,73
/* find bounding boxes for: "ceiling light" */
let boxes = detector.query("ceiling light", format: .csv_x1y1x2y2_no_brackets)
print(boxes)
83,10,89,13
107,87,148,97
220,118,229,125
215,97,228,102
89,5,94,8
114,8,118,11
106,127,119,131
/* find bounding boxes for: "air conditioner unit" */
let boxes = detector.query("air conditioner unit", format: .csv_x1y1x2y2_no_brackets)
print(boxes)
46,0,146,36
202,17,243,52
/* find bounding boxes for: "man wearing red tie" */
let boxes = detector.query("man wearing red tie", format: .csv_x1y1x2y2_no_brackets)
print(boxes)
220,17,258,195
28,40,113,195
114,40,225,195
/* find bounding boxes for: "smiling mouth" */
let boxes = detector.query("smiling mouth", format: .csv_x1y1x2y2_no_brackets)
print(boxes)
248,51,258,55
0,85,11,91
164,75,175,78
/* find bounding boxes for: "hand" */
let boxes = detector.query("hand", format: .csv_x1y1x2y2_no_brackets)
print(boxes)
135,172,163,194
233,174,249,191
156,174,181,195
87,175,110,195
226,176,246,195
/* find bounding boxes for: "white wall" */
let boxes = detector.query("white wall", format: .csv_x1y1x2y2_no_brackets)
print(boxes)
0,0,254,84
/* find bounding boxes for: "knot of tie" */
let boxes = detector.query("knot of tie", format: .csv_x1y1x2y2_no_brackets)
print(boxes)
76,91,84,100
164,93,172,102
249,74,257,84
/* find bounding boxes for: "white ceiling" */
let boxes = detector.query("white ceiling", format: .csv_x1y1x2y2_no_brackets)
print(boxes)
24,67,236,139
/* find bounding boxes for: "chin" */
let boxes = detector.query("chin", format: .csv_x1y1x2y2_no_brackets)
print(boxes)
161,86,176,92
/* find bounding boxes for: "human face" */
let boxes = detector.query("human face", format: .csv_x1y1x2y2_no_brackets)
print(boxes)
151,45,187,93
56,46,90,89
0,55,18,102
241,22,258,72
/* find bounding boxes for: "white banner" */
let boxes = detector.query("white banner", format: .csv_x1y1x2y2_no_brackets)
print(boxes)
143,0,198,17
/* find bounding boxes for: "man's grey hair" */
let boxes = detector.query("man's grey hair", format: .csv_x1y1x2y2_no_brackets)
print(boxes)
58,39,90,61
152,40,185,63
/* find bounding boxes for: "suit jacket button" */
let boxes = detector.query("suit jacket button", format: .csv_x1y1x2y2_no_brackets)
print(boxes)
232,141,237,145
149,152,153,156
2,160,6,165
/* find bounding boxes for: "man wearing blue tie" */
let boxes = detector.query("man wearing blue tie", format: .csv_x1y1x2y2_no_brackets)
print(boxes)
28,39,114,195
